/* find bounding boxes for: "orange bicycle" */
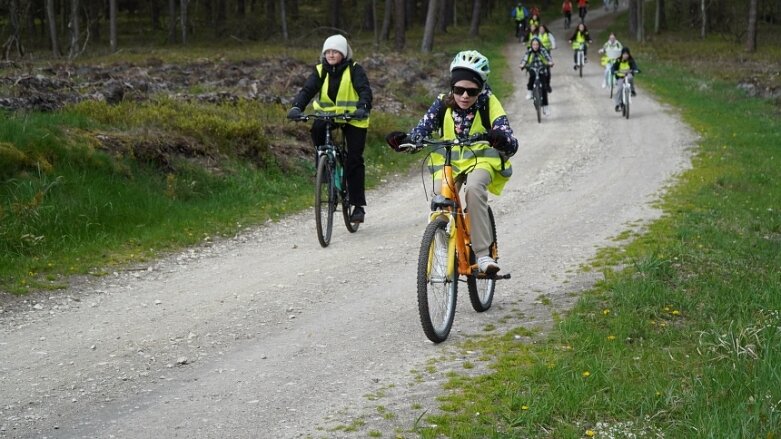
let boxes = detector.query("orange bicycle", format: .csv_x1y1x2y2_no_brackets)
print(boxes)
389,134,510,343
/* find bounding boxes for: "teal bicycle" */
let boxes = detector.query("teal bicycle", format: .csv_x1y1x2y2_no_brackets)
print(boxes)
293,113,360,247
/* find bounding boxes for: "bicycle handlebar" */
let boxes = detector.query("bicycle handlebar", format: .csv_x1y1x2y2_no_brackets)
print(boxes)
397,133,488,153
291,112,361,123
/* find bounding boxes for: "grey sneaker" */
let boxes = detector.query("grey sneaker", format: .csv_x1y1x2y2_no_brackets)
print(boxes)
477,256,500,275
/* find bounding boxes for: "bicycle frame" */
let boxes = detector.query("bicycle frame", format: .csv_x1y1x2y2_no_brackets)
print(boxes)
293,112,360,246
414,136,507,279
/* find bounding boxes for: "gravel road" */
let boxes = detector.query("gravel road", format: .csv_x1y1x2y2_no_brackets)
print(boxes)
0,9,695,439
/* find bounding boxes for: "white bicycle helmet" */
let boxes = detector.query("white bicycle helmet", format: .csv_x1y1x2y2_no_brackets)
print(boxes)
449,50,490,82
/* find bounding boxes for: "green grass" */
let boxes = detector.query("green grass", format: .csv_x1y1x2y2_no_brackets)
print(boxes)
0,14,518,294
414,31,781,439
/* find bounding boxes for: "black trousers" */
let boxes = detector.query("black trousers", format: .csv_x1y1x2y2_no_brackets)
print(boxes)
527,69,551,106
311,120,367,207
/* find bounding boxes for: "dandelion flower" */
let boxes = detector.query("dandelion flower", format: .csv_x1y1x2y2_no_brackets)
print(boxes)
586,429,596,437
522,405,529,410
602,308,610,316
607,335,616,341
672,310,681,316
582,371,591,378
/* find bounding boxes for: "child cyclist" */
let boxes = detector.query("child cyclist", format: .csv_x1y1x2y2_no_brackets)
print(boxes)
568,22,592,69
611,46,640,111
598,32,623,88
287,34,373,223
520,37,554,116
386,50,518,274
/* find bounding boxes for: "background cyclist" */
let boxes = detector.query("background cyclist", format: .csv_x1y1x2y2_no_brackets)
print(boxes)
287,34,373,224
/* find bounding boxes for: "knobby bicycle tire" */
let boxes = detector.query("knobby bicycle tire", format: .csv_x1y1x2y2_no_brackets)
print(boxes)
314,155,336,247
623,87,631,119
533,83,542,124
417,217,458,343
467,206,497,312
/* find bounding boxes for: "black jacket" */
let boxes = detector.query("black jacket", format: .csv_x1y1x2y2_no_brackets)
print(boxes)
292,59,373,112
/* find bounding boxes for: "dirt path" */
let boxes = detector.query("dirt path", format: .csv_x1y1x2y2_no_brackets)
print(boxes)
0,8,695,439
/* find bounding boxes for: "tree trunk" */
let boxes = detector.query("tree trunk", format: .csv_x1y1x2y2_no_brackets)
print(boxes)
280,0,288,42
654,0,666,33
68,0,80,58
109,0,117,52
373,0,380,49
746,0,758,51
393,0,405,50
380,0,392,41
4,0,23,59
628,0,637,37
700,0,707,39
180,0,188,44
363,1,374,31
468,0,481,37
46,0,60,56
636,0,645,41
237,0,246,17
168,0,176,43
330,0,341,29
421,0,438,52
437,0,449,33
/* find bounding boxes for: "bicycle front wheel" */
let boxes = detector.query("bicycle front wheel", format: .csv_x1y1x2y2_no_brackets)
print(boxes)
314,156,336,247
417,217,458,343
533,86,542,124
623,88,630,119
467,206,497,312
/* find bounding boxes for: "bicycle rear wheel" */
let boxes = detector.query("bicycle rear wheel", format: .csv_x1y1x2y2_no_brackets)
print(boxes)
340,167,360,233
314,156,336,247
467,206,497,312
417,217,458,343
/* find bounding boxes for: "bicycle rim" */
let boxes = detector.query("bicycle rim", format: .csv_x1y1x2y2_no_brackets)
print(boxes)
417,218,457,343
467,207,497,312
314,156,335,247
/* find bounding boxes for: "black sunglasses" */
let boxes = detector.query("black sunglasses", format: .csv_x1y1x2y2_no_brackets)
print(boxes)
452,86,481,97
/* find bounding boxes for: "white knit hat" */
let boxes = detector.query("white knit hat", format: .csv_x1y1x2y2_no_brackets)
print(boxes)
322,34,353,60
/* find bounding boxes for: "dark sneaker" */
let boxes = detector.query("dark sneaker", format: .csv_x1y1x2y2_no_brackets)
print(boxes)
631,90,637,97
615,105,621,112
349,206,365,223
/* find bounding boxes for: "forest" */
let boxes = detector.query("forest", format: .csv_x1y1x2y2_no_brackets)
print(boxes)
0,0,778,60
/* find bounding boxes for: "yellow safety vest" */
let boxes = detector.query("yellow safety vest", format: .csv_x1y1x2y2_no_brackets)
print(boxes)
571,32,587,49
616,60,631,77
428,94,513,196
539,32,552,50
313,63,369,129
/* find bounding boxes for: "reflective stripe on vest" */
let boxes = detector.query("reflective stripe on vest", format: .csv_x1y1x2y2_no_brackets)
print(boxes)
427,94,512,196
313,63,369,129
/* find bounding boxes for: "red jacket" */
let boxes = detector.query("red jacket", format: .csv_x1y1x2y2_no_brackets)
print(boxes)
578,0,588,6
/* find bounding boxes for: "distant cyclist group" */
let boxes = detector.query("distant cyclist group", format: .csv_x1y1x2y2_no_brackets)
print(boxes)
512,0,639,117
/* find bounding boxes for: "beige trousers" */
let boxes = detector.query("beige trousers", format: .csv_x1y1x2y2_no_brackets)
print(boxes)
434,168,493,258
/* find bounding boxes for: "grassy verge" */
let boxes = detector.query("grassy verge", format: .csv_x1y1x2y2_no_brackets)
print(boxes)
415,31,781,439
0,17,512,294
